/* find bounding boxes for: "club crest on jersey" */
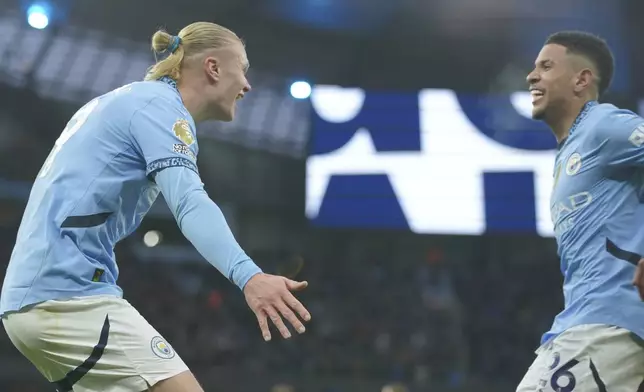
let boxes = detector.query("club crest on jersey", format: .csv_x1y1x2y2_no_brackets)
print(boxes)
173,119,194,146
565,153,582,176
629,124,644,147
150,336,175,359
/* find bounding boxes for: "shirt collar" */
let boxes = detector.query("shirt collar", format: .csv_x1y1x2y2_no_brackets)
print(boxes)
557,100,598,150
569,100,598,137
158,76,178,91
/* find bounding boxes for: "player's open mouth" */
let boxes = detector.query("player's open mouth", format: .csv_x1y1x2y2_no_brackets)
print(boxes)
530,88,545,103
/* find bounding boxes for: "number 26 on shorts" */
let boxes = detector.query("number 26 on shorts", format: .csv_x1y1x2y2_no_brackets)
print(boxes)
548,359,579,392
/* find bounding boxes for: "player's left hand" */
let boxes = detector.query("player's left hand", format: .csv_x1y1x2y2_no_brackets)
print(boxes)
243,273,311,341
632,258,644,300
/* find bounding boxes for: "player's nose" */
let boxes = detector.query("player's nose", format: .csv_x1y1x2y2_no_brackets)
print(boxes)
243,82,251,94
526,70,539,85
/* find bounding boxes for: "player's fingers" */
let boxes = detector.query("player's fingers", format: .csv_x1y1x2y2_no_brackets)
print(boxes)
255,310,271,342
266,305,291,339
285,279,308,292
276,300,306,334
283,291,311,322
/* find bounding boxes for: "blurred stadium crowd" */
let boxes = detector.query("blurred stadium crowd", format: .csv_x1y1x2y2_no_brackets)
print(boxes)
0,227,562,391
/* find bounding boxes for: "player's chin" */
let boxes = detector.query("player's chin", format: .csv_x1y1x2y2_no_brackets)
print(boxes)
531,104,546,120
215,107,235,122
220,113,234,122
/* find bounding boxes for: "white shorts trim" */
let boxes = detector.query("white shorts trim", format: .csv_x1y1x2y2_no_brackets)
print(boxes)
2,295,188,392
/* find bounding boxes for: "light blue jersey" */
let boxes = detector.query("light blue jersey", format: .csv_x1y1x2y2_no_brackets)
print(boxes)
544,101,644,344
0,77,261,315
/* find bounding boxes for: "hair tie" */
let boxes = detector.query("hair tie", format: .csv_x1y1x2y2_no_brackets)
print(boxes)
168,36,181,54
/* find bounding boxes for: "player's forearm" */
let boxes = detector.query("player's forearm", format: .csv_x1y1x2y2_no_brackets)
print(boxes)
155,167,262,289
178,191,262,289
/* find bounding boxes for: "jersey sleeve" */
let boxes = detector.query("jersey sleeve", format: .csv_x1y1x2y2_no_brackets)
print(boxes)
596,110,644,167
129,97,199,180
155,166,263,290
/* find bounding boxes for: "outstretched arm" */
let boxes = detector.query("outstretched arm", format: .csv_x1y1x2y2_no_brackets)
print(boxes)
155,166,261,289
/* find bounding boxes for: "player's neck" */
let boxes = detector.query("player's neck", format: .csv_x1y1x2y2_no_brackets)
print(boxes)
177,83,209,123
548,111,580,144
547,99,593,143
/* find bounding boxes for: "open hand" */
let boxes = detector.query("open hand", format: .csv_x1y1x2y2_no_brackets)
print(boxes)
243,273,311,341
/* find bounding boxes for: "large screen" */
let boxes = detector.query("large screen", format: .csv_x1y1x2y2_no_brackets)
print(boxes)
306,86,558,236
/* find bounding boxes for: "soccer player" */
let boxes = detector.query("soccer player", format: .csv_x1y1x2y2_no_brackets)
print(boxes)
517,31,644,391
0,22,311,392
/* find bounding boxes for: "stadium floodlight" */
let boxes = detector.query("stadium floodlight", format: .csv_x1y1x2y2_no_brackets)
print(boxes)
27,4,50,29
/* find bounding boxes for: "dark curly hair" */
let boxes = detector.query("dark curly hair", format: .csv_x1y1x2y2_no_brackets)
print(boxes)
545,31,614,96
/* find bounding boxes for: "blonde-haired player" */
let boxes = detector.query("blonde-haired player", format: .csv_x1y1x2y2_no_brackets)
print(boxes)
1,22,311,392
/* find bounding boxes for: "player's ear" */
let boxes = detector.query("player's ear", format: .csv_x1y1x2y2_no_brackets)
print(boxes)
204,56,220,83
574,68,593,93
